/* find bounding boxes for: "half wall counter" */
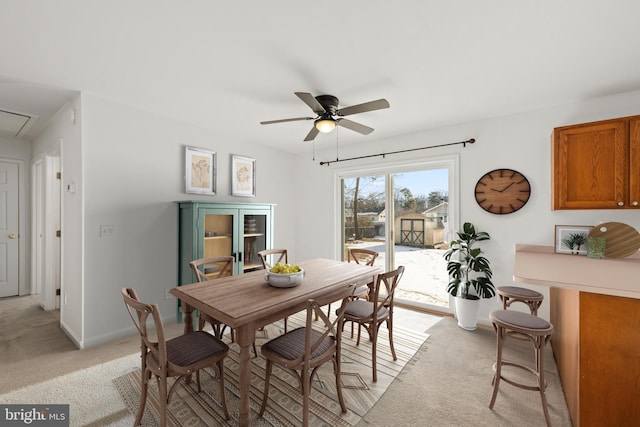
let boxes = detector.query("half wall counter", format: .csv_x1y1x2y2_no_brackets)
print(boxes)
513,244,640,427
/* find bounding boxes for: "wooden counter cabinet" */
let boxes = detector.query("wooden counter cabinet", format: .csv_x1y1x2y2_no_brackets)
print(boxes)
550,289,640,427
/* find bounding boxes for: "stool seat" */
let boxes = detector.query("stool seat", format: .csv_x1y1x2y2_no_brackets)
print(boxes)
489,309,554,426
491,309,551,332
497,286,544,315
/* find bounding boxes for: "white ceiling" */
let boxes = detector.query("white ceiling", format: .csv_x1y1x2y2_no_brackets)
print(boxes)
1,1,639,153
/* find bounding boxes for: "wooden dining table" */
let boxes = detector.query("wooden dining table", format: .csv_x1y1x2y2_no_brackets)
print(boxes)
170,257,380,426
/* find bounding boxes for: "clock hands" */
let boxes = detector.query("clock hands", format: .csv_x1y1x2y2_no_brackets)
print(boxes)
490,182,516,193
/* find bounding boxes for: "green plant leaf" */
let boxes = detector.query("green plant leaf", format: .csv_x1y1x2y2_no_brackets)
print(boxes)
443,222,495,299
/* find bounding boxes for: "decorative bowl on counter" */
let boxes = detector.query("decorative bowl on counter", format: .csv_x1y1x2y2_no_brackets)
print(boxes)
265,269,305,288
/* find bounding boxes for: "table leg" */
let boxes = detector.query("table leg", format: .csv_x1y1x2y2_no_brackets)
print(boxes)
181,301,195,334
235,324,255,427
180,302,196,384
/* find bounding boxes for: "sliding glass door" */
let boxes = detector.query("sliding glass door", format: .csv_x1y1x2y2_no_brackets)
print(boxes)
339,157,457,313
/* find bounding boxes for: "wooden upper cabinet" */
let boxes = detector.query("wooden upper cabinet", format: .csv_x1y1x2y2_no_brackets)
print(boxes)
630,118,640,206
552,115,640,209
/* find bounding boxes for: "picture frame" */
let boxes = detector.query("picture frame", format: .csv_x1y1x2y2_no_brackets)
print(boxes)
231,154,256,197
185,146,216,195
554,225,593,255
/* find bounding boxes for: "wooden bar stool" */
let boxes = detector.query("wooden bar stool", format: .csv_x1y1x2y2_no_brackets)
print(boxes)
497,286,543,315
489,309,554,427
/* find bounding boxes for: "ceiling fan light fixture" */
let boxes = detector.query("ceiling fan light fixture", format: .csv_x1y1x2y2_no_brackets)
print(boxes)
315,118,336,133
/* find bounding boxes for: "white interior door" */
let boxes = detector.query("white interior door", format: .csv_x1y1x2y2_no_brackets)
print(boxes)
0,160,20,297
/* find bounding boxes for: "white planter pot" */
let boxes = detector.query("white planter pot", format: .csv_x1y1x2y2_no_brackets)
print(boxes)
454,296,480,330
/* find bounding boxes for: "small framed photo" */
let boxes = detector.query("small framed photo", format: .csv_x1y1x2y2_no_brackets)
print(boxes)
185,146,216,195
554,225,593,255
231,154,255,197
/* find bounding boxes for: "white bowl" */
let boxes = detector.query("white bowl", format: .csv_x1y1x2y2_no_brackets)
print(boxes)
265,269,305,288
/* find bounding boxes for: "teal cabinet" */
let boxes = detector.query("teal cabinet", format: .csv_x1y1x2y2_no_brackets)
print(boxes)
177,201,275,286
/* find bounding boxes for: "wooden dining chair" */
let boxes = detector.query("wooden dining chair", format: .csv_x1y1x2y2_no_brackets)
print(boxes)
121,287,230,426
342,265,405,382
258,284,356,427
326,247,380,321
258,248,290,332
190,256,257,356
189,256,234,338
346,247,379,304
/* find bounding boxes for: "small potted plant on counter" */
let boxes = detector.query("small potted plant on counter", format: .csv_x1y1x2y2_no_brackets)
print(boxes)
443,222,495,330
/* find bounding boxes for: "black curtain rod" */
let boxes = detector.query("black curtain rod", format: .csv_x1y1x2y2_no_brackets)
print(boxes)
319,138,475,166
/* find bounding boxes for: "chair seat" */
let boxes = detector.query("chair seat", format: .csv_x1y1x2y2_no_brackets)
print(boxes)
262,327,333,361
343,299,388,319
497,286,544,316
497,286,543,300
163,331,229,366
490,309,551,332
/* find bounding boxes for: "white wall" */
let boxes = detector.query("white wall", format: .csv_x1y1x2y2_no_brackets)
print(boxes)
293,90,640,326
79,94,296,347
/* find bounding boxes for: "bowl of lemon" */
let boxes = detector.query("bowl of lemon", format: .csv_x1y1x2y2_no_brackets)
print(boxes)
265,262,304,288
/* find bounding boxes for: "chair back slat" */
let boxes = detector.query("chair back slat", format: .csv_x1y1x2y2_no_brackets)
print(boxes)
190,256,234,282
348,248,379,266
371,266,405,319
258,249,288,269
305,285,356,358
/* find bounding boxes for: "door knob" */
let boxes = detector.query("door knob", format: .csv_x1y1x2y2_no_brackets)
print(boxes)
8,234,16,239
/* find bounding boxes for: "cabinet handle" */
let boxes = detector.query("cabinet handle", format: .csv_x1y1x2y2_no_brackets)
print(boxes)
618,201,625,206
633,201,639,206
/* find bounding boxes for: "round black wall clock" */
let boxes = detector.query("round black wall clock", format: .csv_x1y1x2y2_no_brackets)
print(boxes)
474,168,531,215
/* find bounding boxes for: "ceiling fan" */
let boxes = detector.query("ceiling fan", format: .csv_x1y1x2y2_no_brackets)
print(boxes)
260,92,390,141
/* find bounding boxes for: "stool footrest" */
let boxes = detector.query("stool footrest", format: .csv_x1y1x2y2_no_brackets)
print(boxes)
492,361,546,392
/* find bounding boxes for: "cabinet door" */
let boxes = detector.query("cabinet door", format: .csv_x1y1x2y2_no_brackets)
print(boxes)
240,209,271,273
553,119,628,209
630,119,640,208
198,208,239,266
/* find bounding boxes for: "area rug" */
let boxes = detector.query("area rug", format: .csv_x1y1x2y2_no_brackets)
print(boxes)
114,312,429,426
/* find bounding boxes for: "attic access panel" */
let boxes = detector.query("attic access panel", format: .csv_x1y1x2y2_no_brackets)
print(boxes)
0,109,31,137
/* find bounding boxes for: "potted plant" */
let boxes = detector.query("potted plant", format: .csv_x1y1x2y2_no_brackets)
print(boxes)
443,222,495,330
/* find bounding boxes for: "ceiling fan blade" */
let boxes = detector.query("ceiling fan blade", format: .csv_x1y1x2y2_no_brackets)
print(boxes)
336,118,374,135
295,92,326,114
336,99,390,116
260,116,314,125
303,126,320,141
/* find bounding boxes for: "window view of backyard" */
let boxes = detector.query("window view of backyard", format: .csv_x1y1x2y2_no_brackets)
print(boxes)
342,169,451,311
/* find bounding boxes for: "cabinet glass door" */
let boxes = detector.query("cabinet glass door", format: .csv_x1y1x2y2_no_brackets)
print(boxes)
200,209,237,272
241,211,268,272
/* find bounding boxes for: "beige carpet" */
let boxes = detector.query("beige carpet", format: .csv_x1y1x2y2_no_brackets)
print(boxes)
358,316,573,427
114,312,429,426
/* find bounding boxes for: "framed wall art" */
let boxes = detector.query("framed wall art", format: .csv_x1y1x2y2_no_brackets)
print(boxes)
231,154,255,197
554,225,593,255
185,146,216,195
